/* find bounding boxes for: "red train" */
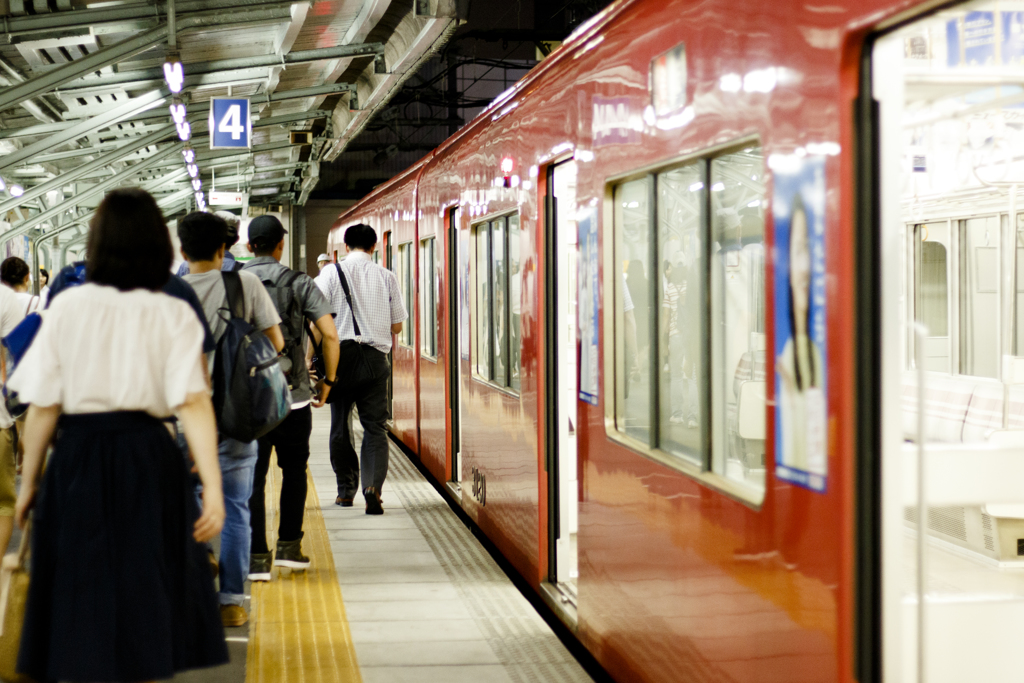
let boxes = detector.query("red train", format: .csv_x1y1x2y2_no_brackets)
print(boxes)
326,0,1024,680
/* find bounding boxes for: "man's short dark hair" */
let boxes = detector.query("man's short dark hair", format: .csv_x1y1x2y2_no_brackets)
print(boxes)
86,188,172,292
0,257,29,288
178,211,228,262
344,223,377,251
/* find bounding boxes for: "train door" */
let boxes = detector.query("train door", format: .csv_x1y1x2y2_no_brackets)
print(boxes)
874,6,1024,680
448,207,466,483
544,160,579,605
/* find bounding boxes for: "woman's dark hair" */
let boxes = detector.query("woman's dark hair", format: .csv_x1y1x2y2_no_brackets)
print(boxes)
87,188,172,292
344,223,377,251
1,257,29,287
39,268,49,286
787,192,815,391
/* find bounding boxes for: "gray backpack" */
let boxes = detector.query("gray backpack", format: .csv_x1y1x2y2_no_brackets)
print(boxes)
250,267,304,389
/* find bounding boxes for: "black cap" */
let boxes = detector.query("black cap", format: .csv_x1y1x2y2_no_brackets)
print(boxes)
248,215,287,247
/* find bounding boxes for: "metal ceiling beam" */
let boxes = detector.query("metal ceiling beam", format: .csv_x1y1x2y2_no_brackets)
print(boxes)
59,44,385,94
0,7,292,113
0,88,167,173
249,175,296,188
5,142,181,239
0,0,296,38
0,98,332,140
0,124,175,215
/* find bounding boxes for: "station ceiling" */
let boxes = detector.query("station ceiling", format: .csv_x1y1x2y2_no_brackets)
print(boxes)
0,0,461,249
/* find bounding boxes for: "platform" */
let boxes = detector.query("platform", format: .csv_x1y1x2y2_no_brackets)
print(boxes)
183,407,594,682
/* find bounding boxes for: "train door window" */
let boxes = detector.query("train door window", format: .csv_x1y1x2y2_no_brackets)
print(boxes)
709,149,766,498
613,177,653,444
420,236,437,358
959,216,999,379
472,215,520,391
397,242,414,348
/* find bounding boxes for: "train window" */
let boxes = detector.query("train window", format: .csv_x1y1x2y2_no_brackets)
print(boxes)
474,224,491,379
472,214,520,391
509,215,521,392
420,237,437,358
657,164,706,465
614,177,653,444
397,242,414,348
610,144,766,501
709,149,766,498
959,216,999,379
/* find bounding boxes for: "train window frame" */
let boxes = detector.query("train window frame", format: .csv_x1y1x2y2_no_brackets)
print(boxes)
471,212,521,395
420,235,438,360
602,135,768,507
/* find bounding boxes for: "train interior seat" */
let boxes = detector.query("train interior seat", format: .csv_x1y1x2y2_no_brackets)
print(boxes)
901,373,1024,563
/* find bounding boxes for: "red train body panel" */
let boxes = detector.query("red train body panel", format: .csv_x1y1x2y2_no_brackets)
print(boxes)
325,0,924,679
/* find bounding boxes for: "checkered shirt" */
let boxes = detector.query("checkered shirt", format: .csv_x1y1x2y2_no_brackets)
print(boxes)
315,251,407,354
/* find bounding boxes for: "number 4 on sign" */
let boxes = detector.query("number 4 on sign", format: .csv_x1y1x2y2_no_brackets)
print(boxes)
218,104,245,140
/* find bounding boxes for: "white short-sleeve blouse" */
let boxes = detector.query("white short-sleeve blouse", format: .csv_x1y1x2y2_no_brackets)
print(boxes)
7,283,208,417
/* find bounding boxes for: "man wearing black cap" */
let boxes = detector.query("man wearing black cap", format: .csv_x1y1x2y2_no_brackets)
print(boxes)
243,215,339,580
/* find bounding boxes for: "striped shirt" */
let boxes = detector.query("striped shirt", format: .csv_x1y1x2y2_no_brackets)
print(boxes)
315,251,407,354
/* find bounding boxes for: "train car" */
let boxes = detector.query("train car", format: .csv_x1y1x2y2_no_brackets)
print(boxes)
325,0,1024,680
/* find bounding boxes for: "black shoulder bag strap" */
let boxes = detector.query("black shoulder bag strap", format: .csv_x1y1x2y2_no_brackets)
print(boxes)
222,270,245,320
334,263,362,338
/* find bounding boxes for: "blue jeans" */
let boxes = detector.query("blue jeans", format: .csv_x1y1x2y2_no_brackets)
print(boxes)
197,438,257,606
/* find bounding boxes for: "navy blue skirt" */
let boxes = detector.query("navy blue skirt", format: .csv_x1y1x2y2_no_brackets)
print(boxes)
17,412,228,682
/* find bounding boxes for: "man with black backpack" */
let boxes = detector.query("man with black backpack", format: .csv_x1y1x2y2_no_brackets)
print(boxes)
179,212,285,628
242,215,339,581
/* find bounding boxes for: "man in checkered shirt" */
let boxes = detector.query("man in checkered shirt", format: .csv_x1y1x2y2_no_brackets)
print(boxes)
315,224,407,515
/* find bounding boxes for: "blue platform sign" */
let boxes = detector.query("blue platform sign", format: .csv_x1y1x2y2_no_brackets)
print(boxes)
209,98,251,149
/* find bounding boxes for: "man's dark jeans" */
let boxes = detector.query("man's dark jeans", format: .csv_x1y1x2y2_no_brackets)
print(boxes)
250,405,312,555
329,346,390,498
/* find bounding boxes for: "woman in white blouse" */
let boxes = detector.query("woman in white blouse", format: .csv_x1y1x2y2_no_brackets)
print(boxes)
10,189,228,682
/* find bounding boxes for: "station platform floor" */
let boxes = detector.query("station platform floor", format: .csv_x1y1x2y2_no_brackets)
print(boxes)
181,407,594,683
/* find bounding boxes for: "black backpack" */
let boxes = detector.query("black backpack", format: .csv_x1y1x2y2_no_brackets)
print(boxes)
246,266,303,389
212,271,291,442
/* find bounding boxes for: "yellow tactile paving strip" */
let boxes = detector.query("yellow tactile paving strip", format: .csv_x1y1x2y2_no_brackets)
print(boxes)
245,452,362,683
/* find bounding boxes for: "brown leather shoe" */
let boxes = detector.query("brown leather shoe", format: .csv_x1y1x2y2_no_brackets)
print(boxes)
221,604,248,627
335,496,353,507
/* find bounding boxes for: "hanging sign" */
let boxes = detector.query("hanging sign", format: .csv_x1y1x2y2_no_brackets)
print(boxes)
209,98,251,149
209,190,246,206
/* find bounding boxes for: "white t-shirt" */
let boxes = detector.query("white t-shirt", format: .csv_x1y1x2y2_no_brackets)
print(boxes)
13,292,38,320
0,286,26,429
7,284,207,418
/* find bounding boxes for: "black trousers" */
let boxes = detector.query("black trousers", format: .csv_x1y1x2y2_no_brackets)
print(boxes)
329,347,390,498
250,405,312,554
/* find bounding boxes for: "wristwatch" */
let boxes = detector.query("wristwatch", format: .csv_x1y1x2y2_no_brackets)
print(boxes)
323,376,337,387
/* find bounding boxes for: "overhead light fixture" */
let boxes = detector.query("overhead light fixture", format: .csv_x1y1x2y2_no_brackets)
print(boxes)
163,57,184,94
9,185,24,197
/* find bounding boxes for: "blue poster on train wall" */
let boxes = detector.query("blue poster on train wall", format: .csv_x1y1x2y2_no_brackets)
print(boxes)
773,156,827,492
578,208,599,405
